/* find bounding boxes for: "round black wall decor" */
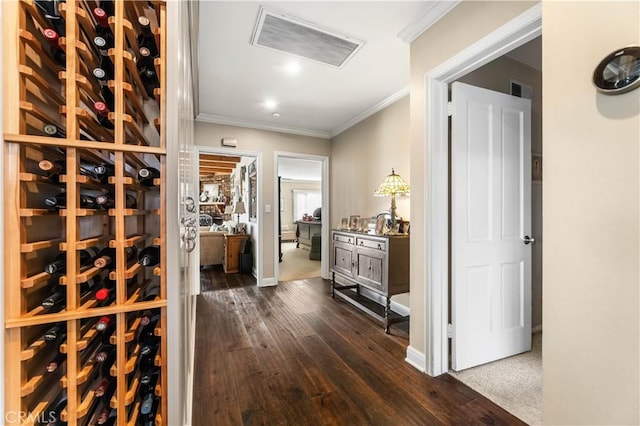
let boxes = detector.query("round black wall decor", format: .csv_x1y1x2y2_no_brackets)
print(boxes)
593,46,640,95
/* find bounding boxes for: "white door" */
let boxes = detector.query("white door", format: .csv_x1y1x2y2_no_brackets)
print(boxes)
451,82,532,371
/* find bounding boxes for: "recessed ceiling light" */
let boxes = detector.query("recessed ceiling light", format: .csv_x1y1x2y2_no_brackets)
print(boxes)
285,61,301,75
272,112,281,118
264,99,277,110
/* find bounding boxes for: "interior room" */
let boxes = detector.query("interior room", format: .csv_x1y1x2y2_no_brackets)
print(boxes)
1,2,639,426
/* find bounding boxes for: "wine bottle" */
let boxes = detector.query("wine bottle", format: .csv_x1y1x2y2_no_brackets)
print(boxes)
137,47,159,97
99,84,115,112
143,281,160,301
94,101,114,129
95,315,113,332
40,274,65,310
138,312,159,340
44,322,66,342
92,41,114,82
139,393,158,415
42,28,66,67
42,123,91,141
137,166,160,187
95,407,117,426
95,193,138,210
34,0,66,36
98,0,114,17
136,16,158,57
92,7,114,50
138,367,159,397
94,245,137,269
94,377,116,401
44,246,100,274
43,392,67,426
138,245,160,267
139,309,159,327
93,163,115,183
39,158,101,182
95,344,116,376
46,351,66,373
44,191,98,210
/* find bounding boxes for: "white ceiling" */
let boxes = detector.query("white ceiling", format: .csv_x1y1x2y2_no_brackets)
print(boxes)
197,1,434,138
278,157,322,181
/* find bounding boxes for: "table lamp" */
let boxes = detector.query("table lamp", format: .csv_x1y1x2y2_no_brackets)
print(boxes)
233,201,246,233
373,168,410,234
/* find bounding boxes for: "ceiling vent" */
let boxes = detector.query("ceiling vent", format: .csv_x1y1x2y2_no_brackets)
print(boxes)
250,7,364,68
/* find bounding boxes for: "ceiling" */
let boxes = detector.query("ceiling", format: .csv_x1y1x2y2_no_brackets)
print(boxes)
506,36,542,71
278,157,322,181
197,1,434,138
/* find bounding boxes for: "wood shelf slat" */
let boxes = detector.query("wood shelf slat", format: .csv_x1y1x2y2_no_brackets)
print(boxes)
21,238,63,253
19,208,58,217
4,134,167,155
21,374,44,397
21,271,53,289
109,261,142,281
59,235,110,251
108,209,149,217
19,65,65,105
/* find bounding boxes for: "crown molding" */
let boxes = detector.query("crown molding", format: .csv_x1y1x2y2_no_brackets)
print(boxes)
330,86,409,138
195,114,331,139
397,0,461,44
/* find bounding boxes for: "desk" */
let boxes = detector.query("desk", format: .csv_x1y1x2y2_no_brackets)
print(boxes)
296,221,321,250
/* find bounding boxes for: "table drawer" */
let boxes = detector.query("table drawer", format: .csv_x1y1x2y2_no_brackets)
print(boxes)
356,237,385,251
333,233,355,245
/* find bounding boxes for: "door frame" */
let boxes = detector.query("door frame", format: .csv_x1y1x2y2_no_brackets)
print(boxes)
273,151,330,281
424,4,541,377
194,145,264,285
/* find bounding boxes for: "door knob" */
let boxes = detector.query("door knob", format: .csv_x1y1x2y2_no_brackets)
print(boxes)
523,235,536,245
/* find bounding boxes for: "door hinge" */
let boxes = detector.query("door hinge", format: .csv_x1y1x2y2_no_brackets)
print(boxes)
447,102,454,117
447,323,453,339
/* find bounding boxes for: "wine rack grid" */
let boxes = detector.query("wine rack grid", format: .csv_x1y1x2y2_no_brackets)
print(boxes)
3,1,167,424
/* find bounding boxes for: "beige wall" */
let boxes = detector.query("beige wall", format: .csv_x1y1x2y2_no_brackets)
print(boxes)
458,55,543,329
330,96,410,228
195,122,330,282
409,0,536,355
543,2,640,424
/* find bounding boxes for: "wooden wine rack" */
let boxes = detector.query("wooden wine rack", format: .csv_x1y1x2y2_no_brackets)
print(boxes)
3,1,167,424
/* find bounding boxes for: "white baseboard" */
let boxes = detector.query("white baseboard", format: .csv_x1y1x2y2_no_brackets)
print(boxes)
405,346,427,372
258,277,277,287
532,324,543,334
352,287,411,316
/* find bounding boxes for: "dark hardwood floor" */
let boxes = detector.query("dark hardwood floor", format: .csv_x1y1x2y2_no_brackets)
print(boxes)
193,268,526,425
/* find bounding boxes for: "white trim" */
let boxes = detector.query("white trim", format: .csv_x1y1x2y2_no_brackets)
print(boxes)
274,152,330,282
184,294,198,426
330,87,409,138
424,4,542,377
196,113,330,139
196,145,264,285
532,324,543,334
397,0,461,43
259,277,277,287
405,346,427,373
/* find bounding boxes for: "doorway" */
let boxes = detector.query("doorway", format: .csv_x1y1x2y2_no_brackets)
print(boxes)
274,152,330,283
195,146,262,291
424,4,542,425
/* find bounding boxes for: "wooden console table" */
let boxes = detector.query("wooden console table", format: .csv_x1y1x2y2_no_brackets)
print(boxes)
330,230,410,333
224,234,249,273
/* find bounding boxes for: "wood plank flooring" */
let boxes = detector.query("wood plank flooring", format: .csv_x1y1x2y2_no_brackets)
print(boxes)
193,268,526,425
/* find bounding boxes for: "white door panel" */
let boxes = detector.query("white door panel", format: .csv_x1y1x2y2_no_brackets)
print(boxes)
452,82,532,371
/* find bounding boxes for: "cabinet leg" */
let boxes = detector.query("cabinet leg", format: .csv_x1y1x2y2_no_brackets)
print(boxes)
331,272,335,298
384,297,391,334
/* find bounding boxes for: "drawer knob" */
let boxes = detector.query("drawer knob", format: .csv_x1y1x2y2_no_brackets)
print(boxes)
359,241,364,246
377,244,381,250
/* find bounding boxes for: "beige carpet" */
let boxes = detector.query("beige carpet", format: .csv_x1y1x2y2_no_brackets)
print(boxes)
449,332,542,425
279,242,321,282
